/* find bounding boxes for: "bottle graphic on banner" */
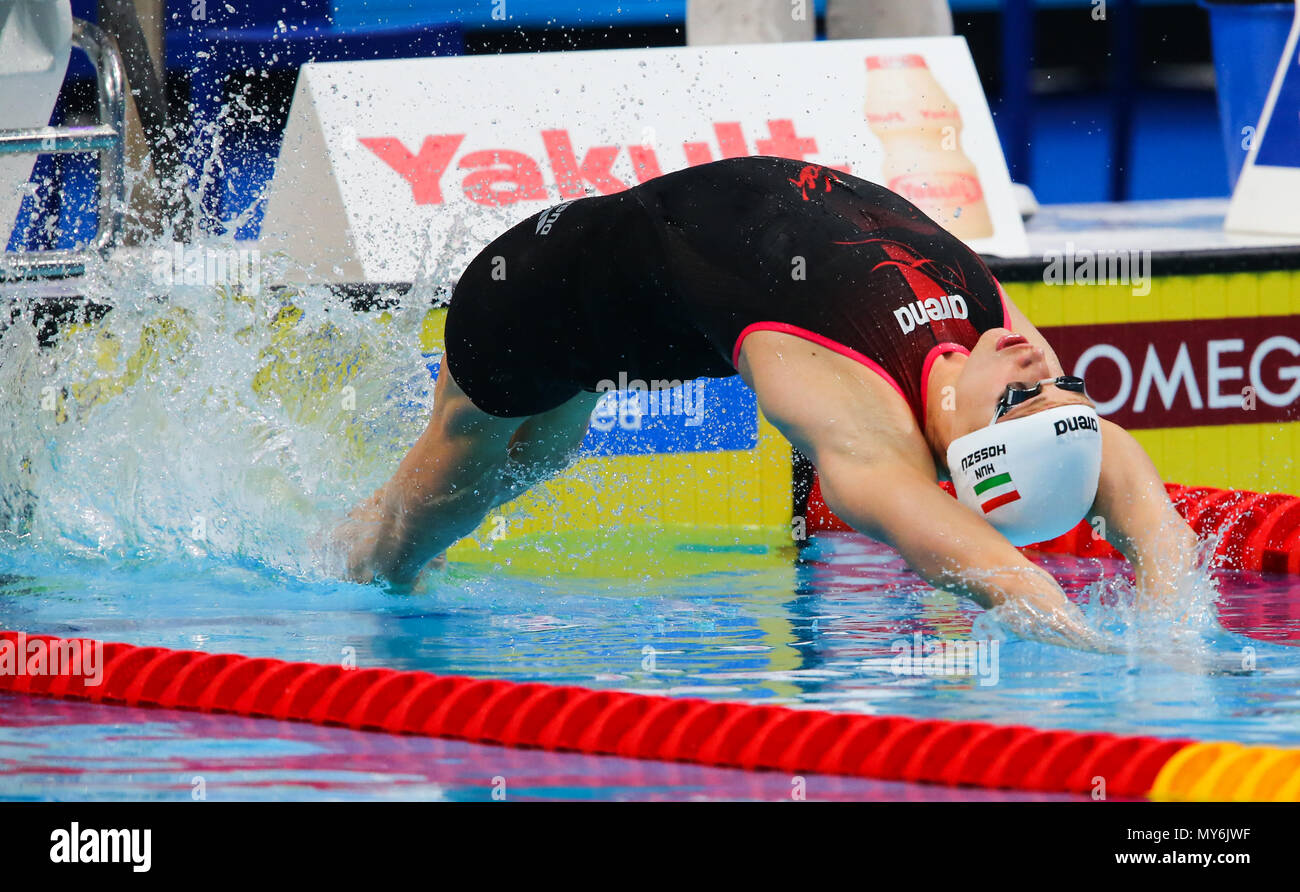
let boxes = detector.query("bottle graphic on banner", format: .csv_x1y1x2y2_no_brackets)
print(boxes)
864,54,994,239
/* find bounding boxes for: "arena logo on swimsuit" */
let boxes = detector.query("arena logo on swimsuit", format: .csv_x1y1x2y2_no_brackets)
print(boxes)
535,200,575,235
893,294,969,334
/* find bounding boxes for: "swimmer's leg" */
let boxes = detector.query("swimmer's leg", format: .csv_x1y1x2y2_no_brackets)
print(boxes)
491,391,601,510
342,363,515,586
341,365,595,587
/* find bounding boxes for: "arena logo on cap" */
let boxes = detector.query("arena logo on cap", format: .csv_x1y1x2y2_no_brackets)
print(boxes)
1053,413,1099,436
893,294,968,334
972,467,1021,513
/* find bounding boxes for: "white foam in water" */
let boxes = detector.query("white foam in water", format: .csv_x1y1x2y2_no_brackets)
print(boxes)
971,526,1280,674
2,66,579,587
0,220,506,580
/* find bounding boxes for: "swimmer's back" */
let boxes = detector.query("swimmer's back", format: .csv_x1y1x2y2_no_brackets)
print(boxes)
444,156,1004,418
629,156,1002,368
443,184,726,417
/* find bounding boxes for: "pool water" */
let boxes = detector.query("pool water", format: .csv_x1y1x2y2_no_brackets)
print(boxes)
2,266,1298,800
0,692,1097,802
2,531,1299,800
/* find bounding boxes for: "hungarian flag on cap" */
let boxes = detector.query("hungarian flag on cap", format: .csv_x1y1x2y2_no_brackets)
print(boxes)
973,470,1021,513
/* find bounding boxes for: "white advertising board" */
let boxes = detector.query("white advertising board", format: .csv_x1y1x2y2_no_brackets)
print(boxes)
1226,0,1300,238
260,37,1027,284
0,0,72,246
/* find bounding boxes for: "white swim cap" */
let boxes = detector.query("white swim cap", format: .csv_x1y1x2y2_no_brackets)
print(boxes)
946,404,1103,546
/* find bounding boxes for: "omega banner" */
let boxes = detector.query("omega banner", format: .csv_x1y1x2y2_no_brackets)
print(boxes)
1043,316,1300,430
259,36,1027,283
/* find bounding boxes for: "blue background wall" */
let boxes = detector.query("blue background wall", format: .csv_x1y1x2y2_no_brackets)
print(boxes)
7,1,1257,251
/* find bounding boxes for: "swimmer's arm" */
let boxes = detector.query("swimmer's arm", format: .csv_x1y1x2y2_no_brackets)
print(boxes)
740,332,1111,652
813,452,1119,652
1004,291,1198,605
1090,419,1199,605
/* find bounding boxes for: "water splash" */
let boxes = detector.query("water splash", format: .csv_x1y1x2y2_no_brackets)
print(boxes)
0,233,488,580
972,529,1278,674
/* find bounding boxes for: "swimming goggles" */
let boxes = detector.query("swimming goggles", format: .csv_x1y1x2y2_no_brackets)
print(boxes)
992,375,1087,424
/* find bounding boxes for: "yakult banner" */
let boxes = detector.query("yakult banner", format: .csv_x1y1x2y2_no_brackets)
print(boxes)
260,37,1027,283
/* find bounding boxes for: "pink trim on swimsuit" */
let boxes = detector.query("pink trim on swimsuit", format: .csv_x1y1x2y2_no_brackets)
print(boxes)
732,321,907,404
919,342,971,420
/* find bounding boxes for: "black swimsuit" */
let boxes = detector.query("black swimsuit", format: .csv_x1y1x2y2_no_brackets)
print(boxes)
443,155,1010,420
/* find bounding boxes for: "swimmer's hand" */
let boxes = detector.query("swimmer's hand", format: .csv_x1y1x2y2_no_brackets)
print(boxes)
1086,417,1203,614
983,590,1121,654
805,455,1122,653
989,585,1258,674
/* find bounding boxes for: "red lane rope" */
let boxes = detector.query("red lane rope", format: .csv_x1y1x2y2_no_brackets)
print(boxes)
806,477,1300,573
0,630,1191,796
